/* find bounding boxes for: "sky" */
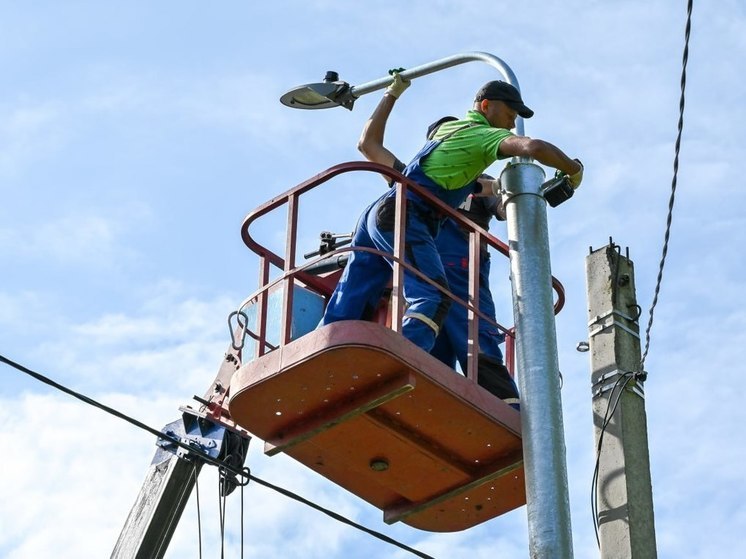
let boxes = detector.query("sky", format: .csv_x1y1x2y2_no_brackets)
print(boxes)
1,1,745,558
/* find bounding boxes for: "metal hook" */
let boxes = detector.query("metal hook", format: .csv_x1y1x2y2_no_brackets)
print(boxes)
227,310,249,351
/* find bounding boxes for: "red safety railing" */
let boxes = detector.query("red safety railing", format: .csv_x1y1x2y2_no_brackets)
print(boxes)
237,161,565,380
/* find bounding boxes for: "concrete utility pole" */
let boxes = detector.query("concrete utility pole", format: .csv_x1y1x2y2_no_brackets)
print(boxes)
584,242,657,558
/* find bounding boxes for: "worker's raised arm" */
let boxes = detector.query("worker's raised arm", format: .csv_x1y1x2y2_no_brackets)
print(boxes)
499,136,583,187
358,72,410,170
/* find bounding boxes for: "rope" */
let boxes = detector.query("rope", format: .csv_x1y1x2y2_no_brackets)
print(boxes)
0,352,436,559
639,0,693,373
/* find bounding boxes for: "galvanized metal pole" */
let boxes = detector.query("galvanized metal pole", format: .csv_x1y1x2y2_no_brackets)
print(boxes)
502,162,574,558
585,243,657,558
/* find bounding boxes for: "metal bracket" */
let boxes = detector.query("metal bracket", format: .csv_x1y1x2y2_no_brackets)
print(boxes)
156,411,228,460
592,369,645,400
588,309,640,340
541,175,575,207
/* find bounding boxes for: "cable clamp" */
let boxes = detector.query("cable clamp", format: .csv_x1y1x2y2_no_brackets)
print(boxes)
588,309,640,340
588,308,640,326
592,369,645,400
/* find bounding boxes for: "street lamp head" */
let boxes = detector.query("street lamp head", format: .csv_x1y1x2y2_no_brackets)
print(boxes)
279,71,356,111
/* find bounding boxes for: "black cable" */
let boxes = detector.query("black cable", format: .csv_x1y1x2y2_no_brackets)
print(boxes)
245,472,437,559
640,0,693,373
591,0,694,548
591,371,636,547
195,462,203,559
240,479,245,559
0,352,436,559
0,353,249,481
218,470,227,559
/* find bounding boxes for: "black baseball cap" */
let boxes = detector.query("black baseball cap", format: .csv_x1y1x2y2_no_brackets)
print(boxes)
475,81,534,118
426,116,458,139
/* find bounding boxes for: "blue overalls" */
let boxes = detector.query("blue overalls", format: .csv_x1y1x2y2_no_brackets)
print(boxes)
321,130,520,403
430,217,505,368
430,200,519,402
321,134,477,353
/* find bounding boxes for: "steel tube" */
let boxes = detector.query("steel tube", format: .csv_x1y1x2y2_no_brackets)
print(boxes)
350,51,525,136
502,162,574,558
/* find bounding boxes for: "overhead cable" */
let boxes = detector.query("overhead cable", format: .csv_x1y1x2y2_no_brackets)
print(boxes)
0,352,436,559
640,0,694,373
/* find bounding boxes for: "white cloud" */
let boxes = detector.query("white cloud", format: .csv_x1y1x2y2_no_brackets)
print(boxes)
0,209,145,269
0,392,166,559
0,102,65,178
0,389,443,559
27,287,238,394
0,290,46,325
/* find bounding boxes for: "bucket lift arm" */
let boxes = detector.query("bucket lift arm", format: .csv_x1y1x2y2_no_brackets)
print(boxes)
111,345,251,559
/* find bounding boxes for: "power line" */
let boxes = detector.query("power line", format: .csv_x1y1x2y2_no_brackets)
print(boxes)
591,0,694,547
640,0,694,373
0,352,436,559
0,353,248,481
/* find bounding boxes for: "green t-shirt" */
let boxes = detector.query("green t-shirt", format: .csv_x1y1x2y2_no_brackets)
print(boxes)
421,110,514,190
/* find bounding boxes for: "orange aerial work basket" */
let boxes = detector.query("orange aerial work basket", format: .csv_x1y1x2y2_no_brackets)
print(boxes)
226,162,565,532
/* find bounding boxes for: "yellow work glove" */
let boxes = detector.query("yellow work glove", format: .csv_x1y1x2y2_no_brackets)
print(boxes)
568,159,584,189
555,159,584,189
386,72,410,99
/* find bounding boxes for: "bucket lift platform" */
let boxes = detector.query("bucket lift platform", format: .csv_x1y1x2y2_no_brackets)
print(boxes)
229,161,565,532
228,320,525,532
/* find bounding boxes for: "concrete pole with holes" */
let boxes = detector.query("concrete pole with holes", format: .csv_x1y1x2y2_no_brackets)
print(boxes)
502,162,574,558
584,243,657,558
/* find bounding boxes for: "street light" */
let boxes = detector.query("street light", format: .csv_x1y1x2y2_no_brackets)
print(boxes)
279,51,526,136
279,71,355,110
280,52,573,559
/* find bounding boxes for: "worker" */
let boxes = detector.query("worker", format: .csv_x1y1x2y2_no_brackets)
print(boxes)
320,73,582,406
356,73,518,403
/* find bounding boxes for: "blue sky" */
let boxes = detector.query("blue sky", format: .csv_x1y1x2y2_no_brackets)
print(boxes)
1,1,745,557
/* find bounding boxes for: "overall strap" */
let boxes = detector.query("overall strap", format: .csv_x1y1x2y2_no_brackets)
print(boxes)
436,121,483,142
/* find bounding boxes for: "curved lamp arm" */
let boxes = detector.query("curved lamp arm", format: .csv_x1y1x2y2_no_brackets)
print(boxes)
280,51,525,136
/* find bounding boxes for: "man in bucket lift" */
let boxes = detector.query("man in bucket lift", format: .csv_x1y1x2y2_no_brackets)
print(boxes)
356,73,518,405
320,72,583,406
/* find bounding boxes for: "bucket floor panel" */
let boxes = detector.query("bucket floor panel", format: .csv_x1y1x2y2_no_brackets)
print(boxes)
229,321,525,532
